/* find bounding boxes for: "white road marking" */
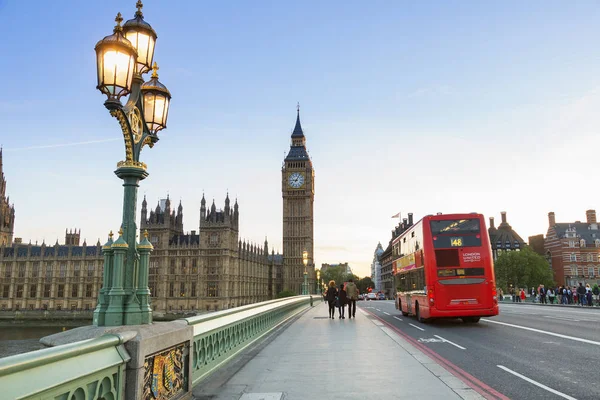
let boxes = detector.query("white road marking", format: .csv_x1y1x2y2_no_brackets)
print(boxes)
543,316,581,322
383,312,390,315
434,335,466,350
418,337,443,343
409,323,425,331
497,365,577,400
393,316,403,321
375,308,381,312
482,319,600,346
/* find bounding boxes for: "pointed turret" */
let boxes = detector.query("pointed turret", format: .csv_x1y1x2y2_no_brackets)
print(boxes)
141,194,148,224
164,194,171,218
224,192,230,215
285,105,309,160
200,193,206,229
292,109,304,138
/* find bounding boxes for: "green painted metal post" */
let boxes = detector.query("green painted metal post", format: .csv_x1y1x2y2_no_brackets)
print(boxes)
104,233,128,326
118,167,148,325
93,234,114,326
137,231,154,324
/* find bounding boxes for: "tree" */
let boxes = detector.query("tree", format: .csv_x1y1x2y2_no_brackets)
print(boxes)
277,289,296,298
321,265,351,288
494,247,554,292
357,277,374,293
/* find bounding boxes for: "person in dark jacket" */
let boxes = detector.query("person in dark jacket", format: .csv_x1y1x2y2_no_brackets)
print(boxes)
576,283,587,306
337,283,348,319
325,281,338,319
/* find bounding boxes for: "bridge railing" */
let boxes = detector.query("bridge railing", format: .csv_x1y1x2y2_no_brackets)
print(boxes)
182,295,312,386
0,295,314,399
0,331,135,400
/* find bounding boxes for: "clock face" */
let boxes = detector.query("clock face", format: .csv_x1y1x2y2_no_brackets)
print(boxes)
288,172,305,188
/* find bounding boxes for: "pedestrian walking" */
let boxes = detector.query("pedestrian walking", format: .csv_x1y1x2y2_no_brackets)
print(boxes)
520,289,526,302
337,283,348,319
345,279,359,319
325,281,338,319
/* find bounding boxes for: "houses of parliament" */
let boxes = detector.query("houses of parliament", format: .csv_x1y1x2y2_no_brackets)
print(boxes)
0,111,316,314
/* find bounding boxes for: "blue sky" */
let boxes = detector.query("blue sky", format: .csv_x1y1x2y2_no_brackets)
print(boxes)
1,1,599,277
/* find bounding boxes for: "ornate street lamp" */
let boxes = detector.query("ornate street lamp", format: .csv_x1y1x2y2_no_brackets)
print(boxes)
302,251,309,295
316,269,321,296
93,1,171,327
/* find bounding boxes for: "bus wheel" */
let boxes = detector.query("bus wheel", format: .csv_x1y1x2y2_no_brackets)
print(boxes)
415,303,426,323
399,300,409,316
462,317,480,324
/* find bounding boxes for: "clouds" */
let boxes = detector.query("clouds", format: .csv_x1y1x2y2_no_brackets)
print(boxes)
3,138,121,152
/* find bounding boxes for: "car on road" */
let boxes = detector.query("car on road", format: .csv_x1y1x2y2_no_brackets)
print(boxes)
358,294,364,301
377,293,386,300
367,293,377,301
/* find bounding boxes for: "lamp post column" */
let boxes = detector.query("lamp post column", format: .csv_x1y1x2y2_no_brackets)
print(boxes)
117,166,148,325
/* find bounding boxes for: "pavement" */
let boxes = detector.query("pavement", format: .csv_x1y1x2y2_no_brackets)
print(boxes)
193,300,486,400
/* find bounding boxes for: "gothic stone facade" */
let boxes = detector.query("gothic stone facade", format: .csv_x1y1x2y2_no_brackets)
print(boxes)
0,149,15,246
282,110,316,294
142,194,283,313
0,235,104,312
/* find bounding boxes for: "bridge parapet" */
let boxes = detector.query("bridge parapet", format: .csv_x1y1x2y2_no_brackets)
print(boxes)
0,331,135,400
0,296,313,399
183,296,312,387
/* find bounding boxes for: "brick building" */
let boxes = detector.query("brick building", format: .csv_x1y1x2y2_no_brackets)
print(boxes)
544,210,600,287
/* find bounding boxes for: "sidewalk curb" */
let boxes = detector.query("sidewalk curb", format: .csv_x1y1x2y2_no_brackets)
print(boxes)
500,301,600,310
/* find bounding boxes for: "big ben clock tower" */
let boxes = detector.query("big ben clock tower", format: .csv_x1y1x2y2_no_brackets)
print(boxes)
282,107,314,294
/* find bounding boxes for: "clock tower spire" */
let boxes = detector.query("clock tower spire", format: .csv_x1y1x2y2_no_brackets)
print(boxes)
282,107,314,294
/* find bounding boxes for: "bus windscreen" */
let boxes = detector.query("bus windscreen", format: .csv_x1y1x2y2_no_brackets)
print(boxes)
430,219,480,235
431,219,481,248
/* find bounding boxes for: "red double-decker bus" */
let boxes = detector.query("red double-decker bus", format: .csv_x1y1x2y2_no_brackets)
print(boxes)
394,213,499,323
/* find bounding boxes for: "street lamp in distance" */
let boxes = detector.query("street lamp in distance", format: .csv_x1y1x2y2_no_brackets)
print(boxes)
302,251,308,295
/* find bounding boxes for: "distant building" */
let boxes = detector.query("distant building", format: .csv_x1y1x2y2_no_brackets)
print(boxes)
371,242,384,291
487,212,526,260
321,263,352,276
380,214,414,299
528,234,545,256
544,210,600,287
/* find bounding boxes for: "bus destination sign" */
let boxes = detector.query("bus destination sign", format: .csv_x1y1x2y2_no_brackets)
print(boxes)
450,237,463,247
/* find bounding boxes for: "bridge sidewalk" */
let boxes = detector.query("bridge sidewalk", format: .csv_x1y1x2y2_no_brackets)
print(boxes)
193,300,483,400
